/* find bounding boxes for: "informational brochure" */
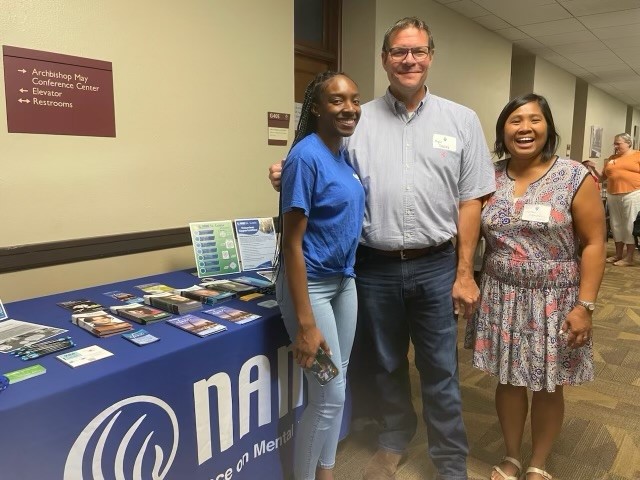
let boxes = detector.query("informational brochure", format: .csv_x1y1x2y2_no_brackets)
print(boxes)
0,319,67,353
189,220,241,278
57,345,113,368
233,218,277,271
103,290,144,304
203,306,261,325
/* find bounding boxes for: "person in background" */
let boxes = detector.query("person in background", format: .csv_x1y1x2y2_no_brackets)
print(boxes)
276,71,364,480
584,132,640,266
271,17,495,480
466,94,605,480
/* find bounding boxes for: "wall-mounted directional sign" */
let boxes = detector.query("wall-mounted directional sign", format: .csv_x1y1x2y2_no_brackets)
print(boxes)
2,45,116,137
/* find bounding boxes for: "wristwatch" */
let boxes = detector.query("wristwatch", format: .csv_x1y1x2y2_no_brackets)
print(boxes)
576,300,596,312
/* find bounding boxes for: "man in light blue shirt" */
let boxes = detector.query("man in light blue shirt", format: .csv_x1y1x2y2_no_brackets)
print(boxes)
271,17,495,480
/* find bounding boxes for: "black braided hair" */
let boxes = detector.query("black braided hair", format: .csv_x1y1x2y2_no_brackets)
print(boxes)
291,71,343,150
273,71,345,276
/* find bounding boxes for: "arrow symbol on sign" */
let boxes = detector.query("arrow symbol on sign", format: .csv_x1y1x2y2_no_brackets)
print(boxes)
18,98,31,104
19,88,28,93
18,69,26,73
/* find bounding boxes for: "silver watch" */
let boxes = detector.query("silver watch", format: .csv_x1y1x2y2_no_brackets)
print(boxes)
576,300,595,312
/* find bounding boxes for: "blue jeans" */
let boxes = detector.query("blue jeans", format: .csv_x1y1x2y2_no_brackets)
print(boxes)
276,273,357,480
355,243,469,480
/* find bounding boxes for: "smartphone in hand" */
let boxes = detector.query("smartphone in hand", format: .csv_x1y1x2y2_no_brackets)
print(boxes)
307,347,339,385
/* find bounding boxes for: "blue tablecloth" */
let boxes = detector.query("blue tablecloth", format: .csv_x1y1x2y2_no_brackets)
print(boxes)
0,270,307,480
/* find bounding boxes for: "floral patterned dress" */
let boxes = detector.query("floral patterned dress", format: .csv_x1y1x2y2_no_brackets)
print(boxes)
465,157,594,392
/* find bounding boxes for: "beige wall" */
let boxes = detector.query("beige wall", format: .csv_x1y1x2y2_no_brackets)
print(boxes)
344,0,512,147
0,0,293,301
583,85,628,166
532,58,576,158
342,0,377,103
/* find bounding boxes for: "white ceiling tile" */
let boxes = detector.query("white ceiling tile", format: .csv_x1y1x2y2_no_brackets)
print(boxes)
494,27,530,41
587,64,637,75
578,9,640,29
616,47,640,63
590,26,640,40
519,18,585,36
550,40,609,55
563,50,625,67
474,0,557,11
602,33,640,49
529,47,558,57
473,14,512,30
513,38,546,49
536,30,599,46
445,1,491,18
559,0,640,17
495,4,573,26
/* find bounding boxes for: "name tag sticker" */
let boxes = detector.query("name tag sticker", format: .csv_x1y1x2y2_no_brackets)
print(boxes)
521,204,551,222
433,134,457,152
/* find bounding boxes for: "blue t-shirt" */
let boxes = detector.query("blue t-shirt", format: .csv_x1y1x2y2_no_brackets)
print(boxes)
281,133,365,278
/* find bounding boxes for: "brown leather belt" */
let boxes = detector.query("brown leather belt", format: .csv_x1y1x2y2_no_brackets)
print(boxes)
362,241,452,260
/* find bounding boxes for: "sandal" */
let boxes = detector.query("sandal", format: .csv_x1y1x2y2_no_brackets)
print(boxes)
606,255,621,263
613,259,634,267
525,466,552,479
491,456,521,480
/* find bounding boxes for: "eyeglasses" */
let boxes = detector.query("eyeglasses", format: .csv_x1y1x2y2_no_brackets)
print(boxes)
386,46,432,61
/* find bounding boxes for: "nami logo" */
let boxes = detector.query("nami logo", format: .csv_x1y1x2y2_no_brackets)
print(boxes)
64,395,179,480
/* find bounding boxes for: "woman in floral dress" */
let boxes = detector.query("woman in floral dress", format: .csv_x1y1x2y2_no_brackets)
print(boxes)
465,94,605,480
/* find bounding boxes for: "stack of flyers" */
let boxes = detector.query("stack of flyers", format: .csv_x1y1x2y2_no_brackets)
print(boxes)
166,314,227,337
57,299,103,314
203,306,261,325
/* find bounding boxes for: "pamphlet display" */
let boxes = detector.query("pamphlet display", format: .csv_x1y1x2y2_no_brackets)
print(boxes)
189,220,241,277
234,218,277,271
0,319,67,353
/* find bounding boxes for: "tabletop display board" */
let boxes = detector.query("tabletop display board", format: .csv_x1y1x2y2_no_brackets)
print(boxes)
0,270,317,480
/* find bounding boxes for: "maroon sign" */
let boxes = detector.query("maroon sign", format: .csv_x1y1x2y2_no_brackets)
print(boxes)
267,112,290,146
3,46,116,137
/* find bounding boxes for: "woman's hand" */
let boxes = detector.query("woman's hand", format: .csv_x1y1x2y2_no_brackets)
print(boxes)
293,324,330,369
560,306,592,349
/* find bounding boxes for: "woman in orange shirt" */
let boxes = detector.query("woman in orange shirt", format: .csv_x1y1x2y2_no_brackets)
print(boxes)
586,133,640,266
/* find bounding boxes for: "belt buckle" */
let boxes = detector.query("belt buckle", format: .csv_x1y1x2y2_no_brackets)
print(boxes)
400,250,407,261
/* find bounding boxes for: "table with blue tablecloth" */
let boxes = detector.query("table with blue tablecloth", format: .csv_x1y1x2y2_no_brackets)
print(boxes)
0,270,319,480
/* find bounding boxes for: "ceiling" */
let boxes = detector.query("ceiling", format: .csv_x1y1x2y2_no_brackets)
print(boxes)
432,0,640,108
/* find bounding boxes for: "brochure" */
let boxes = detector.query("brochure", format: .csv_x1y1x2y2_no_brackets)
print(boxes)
3,364,46,384
0,320,67,353
203,306,261,325
103,290,144,304
190,220,241,278
167,314,227,337
122,329,160,346
57,345,113,368
56,299,103,314
135,283,176,294
257,299,279,309
234,218,277,271
0,298,7,321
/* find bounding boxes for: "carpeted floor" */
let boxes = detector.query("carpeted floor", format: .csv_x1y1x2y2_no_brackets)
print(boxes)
334,241,640,480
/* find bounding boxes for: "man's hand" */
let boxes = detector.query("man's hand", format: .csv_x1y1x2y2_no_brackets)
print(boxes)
269,160,284,192
452,273,480,319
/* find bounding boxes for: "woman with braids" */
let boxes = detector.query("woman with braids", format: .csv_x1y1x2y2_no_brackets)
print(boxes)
275,71,364,480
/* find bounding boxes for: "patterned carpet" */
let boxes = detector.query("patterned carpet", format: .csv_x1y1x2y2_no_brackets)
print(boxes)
334,241,640,480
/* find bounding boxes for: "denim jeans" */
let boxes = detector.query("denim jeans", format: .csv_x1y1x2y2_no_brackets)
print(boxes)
276,273,357,480
355,243,469,480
